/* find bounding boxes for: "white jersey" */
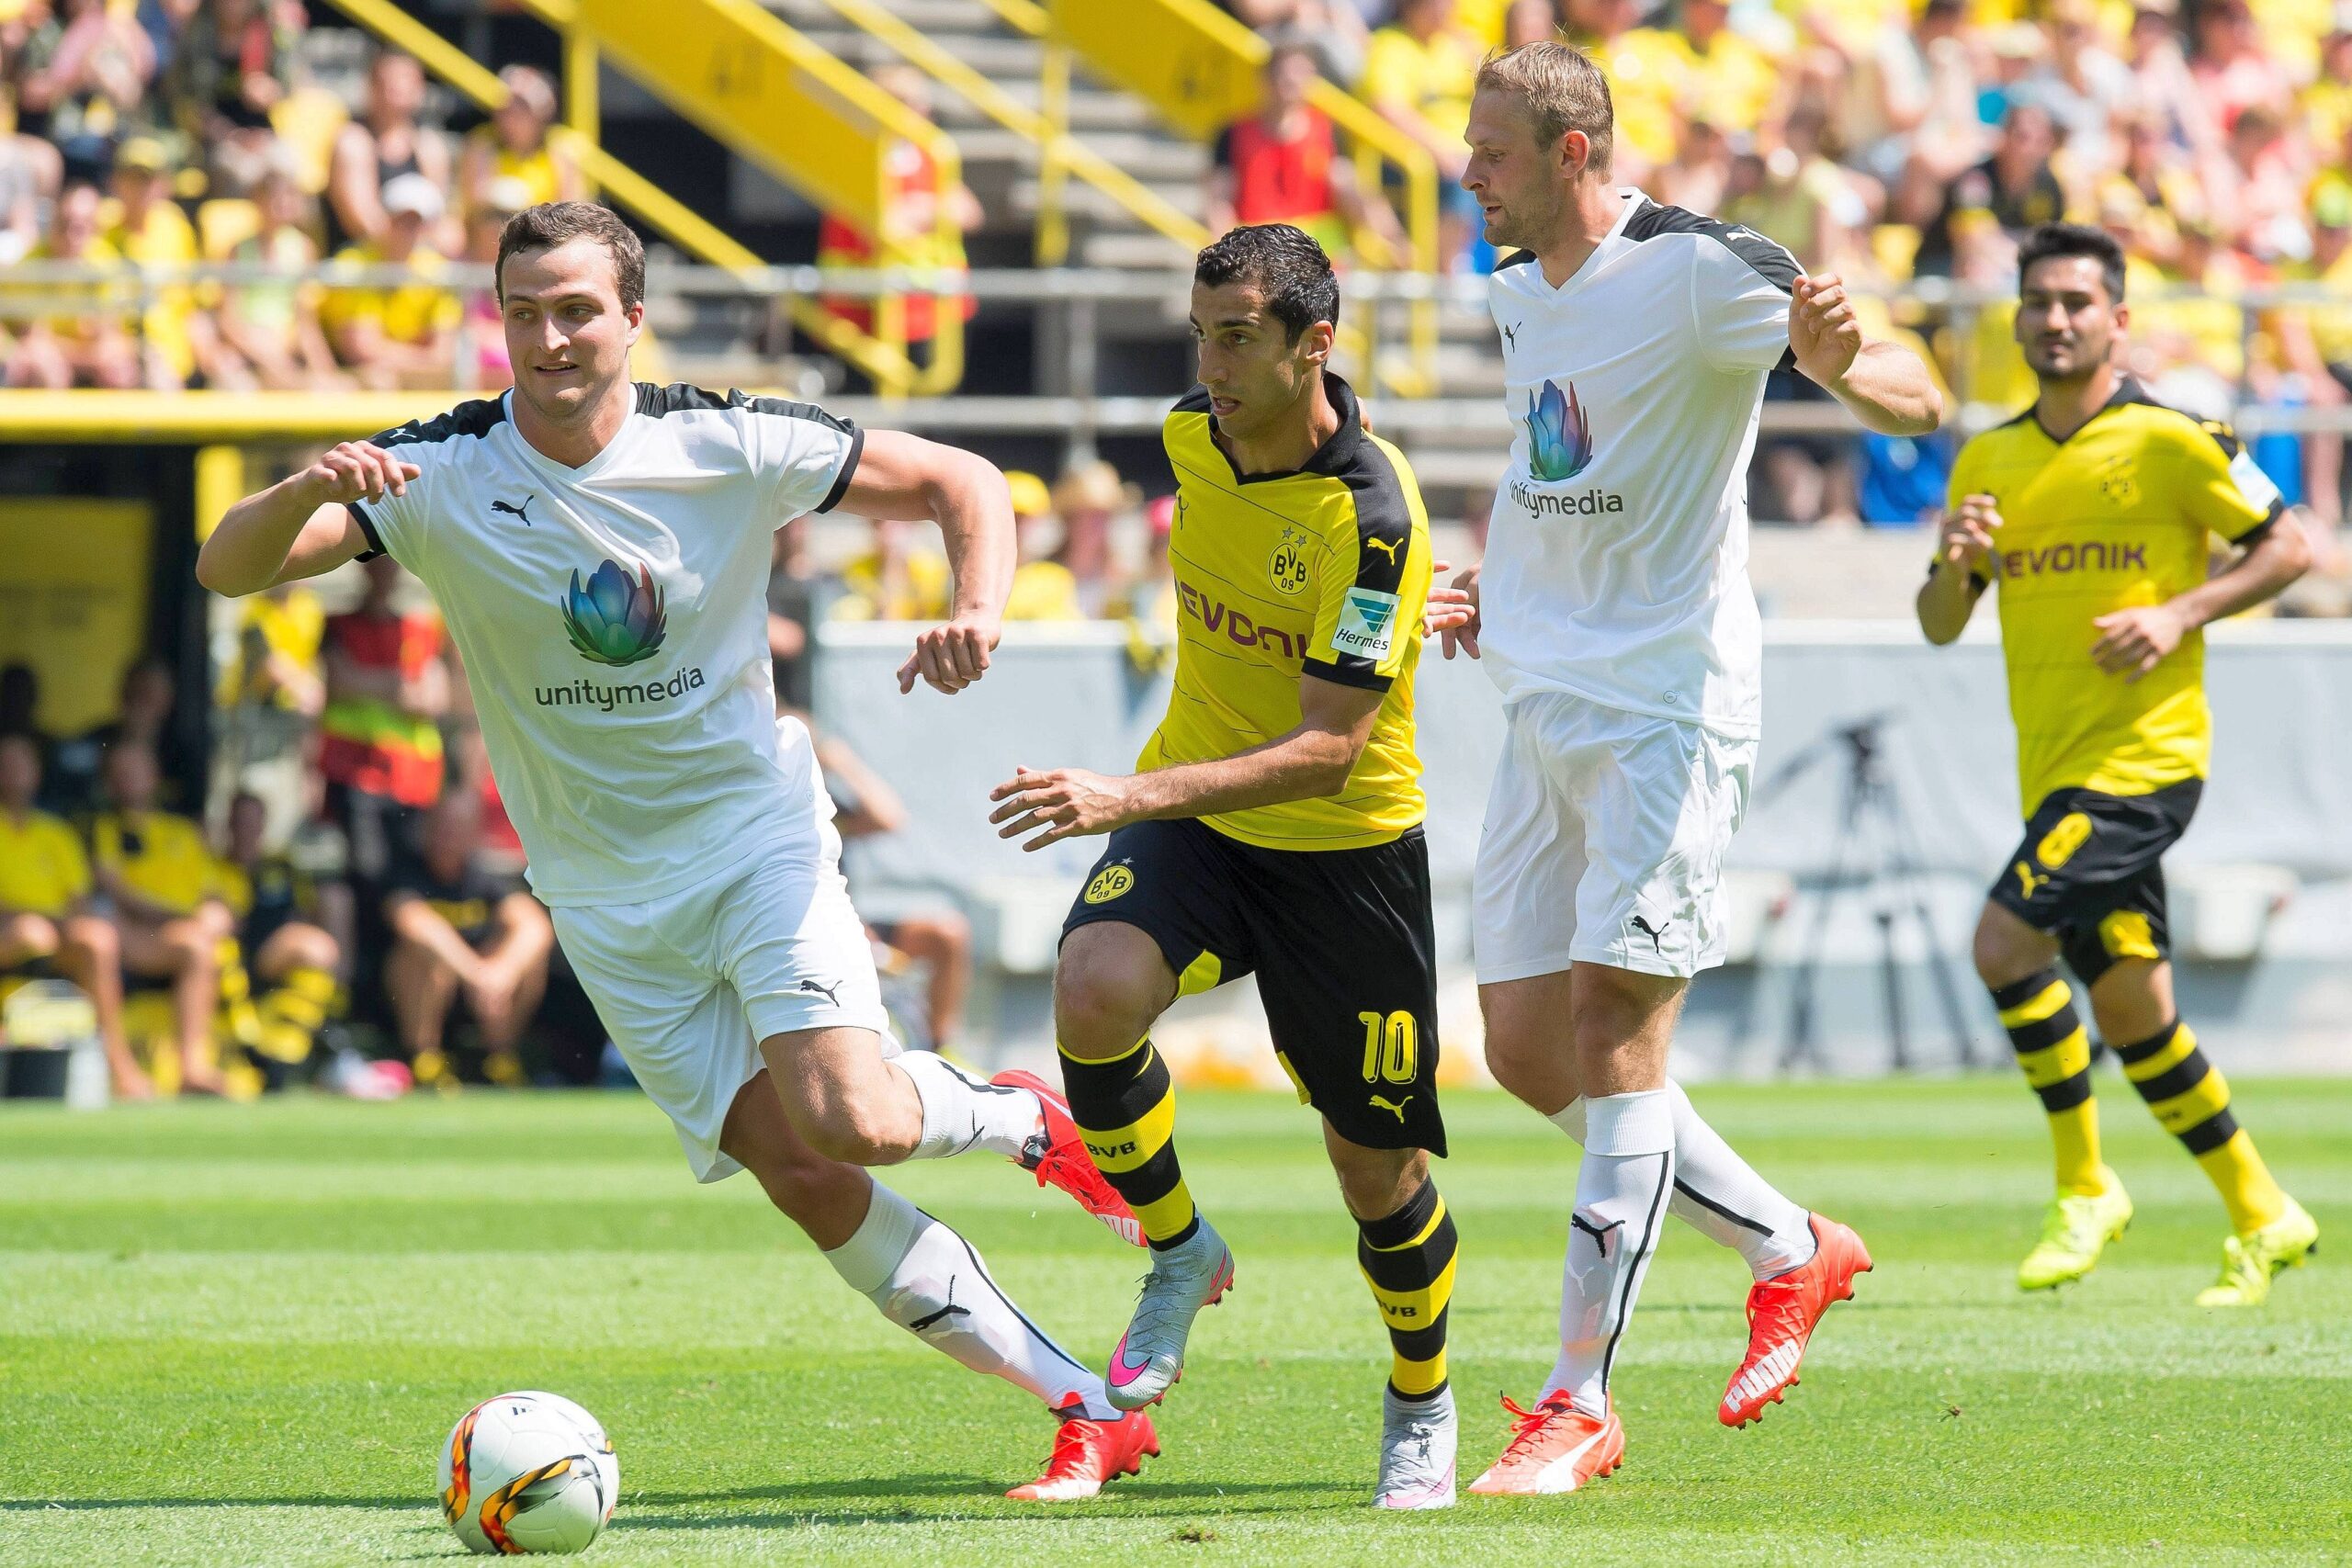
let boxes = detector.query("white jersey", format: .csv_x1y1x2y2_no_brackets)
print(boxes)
1482,188,1799,739
350,383,862,907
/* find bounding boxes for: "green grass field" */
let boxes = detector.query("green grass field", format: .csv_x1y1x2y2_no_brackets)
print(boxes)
3,1078,2346,1566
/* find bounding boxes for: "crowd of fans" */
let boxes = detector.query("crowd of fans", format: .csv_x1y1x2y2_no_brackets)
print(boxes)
1214,0,2352,542
0,2,571,394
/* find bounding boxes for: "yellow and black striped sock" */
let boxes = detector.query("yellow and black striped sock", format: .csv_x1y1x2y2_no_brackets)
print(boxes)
1057,1036,1198,1249
255,965,339,1066
1357,1178,1456,1403
2113,1019,2287,1234
1993,968,2107,1197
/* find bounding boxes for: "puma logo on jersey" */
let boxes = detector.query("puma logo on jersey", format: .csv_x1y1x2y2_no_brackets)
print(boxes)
1630,915,1670,954
1571,1212,1623,1256
1369,1093,1413,1122
797,977,842,1005
909,1276,971,1333
2014,862,2052,899
1364,536,1401,566
1501,321,1519,350
491,494,535,525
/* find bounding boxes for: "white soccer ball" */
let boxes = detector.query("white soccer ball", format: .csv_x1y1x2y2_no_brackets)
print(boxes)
437,1391,619,1555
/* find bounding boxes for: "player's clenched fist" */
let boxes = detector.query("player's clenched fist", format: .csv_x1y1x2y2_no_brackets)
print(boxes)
898,614,1000,695
1789,272,1863,382
304,441,420,505
1939,493,2002,574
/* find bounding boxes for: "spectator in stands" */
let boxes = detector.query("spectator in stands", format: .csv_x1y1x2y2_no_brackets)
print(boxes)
49,658,185,818
767,519,819,715
2012,0,2135,173
320,171,458,389
0,734,151,1099
1653,109,1732,215
1111,491,1180,671
325,50,450,254
816,62,978,355
2217,103,2305,261
1208,39,1402,262
1724,103,1867,276
832,517,952,623
5,178,138,389
382,792,551,1091
1360,0,1484,264
105,136,232,391
458,65,580,219
1502,1,1557,49
12,0,154,181
0,132,43,265
2124,0,2223,167
218,155,344,390
1053,459,1136,618
0,662,42,750
1908,102,2066,277
1563,0,1677,177
320,555,448,889
164,0,291,195
2188,0,2293,133
214,789,342,1088
1216,1,1367,84
453,175,529,391
89,739,227,1095
1001,468,1087,623
1647,0,1779,149
2307,14,2352,156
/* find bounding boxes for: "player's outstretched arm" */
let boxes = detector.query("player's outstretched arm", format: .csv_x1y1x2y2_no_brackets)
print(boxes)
1789,274,1943,437
1918,495,1997,645
2091,513,2312,682
197,441,417,597
987,676,1383,852
836,428,1016,696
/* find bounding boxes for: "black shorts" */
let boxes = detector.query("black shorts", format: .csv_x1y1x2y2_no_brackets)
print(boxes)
1988,779,2200,986
1062,818,1446,1156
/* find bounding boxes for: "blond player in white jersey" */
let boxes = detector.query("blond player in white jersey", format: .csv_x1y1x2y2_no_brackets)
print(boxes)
1440,45,1945,1495
198,203,1164,1503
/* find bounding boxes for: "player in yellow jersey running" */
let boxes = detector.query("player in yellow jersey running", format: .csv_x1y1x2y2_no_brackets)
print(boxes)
989,224,1465,1508
1919,222,2318,1307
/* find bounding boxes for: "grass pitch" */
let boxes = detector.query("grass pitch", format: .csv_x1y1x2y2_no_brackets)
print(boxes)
2,1078,2346,1566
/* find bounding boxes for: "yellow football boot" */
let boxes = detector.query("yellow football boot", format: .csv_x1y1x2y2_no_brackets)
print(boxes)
2018,1176,2133,1291
2196,1197,2319,1308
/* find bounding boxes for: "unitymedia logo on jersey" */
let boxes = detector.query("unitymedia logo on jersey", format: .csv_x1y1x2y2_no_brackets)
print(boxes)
537,558,706,709
1512,377,1621,517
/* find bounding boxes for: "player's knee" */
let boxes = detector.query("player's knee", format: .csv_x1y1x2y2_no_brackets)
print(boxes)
1052,957,1162,1058
62,914,115,963
1971,908,2047,987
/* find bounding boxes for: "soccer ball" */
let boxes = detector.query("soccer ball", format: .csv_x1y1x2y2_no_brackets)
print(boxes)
437,1391,618,1555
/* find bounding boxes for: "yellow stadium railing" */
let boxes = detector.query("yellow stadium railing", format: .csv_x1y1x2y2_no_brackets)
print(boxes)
804,0,1210,266
316,0,960,398
1042,0,1441,394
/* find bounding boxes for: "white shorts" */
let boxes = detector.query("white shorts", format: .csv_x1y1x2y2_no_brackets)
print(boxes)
1472,692,1755,983
551,828,888,1184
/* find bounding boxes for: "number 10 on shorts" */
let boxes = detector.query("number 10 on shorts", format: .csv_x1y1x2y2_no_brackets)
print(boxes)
1359,1010,1418,1085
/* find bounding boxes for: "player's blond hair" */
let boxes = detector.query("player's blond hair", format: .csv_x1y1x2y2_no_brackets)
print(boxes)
1475,41,1613,175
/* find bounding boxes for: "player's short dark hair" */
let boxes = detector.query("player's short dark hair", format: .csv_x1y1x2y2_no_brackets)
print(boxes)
2018,221,2125,303
496,201,646,311
1193,223,1340,343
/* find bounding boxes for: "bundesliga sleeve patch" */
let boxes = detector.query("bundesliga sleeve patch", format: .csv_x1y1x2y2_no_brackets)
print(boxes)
1330,588,1401,662
2227,446,2282,513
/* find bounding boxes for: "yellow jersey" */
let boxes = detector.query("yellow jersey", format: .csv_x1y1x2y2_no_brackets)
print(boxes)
320,242,459,347
1946,378,2284,813
1145,375,1431,851
91,809,221,918
0,809,92,919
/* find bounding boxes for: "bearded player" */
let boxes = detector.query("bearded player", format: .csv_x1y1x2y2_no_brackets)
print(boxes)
989,224,1465,1508
198,201,1160,1502
1442,44,1943,1494
1920,222,2317,1306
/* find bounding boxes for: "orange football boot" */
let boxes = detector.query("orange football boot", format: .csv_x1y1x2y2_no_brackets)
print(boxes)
1005,1407,1160,1502
994,1068,1144,1247
1720,1213,1872,1427
1465,1394,1624,1497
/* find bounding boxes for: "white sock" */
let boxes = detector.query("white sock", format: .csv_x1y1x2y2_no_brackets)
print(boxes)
1544,1089,1675,1419
1551,1083,1816,1282
822,1178,1118,1422
894,1051,1043,1161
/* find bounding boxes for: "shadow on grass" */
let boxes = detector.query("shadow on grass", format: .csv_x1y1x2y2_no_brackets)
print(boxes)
1,1496,419,1513
612,1472,1362,1530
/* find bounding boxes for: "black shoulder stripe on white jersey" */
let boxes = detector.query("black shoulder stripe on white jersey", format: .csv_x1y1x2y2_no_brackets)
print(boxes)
366,396,508,450
635,381,855,435
347,500,387,562
1623,199,1800,294
1495,249,1539,270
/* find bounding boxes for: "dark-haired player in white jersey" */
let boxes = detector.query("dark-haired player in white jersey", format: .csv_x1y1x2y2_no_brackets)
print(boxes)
1442,44,1944,1495
198,202,1162,1503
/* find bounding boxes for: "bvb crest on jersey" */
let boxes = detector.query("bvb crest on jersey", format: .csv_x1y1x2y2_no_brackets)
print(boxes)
2096,453,2138,508
1269,525,1311,596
